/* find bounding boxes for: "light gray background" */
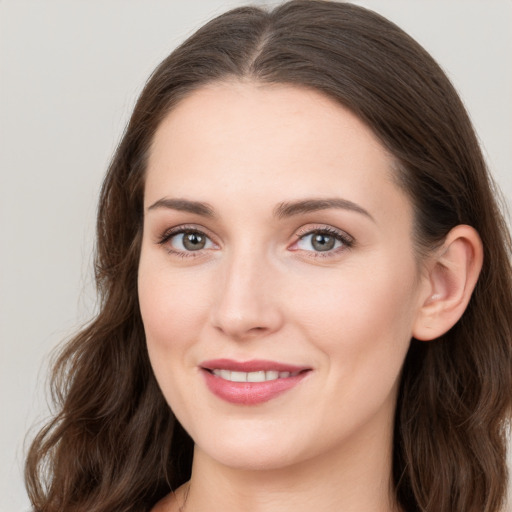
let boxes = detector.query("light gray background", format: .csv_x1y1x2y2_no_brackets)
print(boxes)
1,1,511,511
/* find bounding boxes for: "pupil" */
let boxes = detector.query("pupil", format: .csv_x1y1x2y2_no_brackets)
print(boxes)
312,234,335,251
183,232,205,251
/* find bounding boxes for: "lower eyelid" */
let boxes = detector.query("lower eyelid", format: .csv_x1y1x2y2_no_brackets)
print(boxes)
171,232,215,250
289,227,354,256
297,237,344,252
157,225,212,244
155,225,352,258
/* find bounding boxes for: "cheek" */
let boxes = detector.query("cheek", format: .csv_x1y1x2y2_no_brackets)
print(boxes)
138,258,210,345
290,255,419,367
137,257,216,407
138,260,214,422
286,258,418,438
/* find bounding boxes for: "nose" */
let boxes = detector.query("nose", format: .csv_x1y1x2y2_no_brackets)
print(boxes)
209,250,284,341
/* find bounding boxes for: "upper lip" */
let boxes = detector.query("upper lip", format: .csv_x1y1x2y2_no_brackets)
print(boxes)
200,358,310,373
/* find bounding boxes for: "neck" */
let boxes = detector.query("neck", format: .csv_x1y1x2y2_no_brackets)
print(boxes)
181,421,399,512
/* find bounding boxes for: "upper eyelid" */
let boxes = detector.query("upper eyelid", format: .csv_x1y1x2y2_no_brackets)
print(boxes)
294,224,354,241
290,225,355,257
155,223,354,251
156,226,217,258
157,224,215,242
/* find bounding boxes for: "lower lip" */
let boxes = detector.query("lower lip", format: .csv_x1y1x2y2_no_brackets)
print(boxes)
202,369,309,405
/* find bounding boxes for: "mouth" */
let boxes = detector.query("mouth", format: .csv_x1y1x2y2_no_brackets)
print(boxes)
199,359,312,405
208,369,303,382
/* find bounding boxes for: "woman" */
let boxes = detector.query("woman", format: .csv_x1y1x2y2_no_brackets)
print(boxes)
25,1,512,511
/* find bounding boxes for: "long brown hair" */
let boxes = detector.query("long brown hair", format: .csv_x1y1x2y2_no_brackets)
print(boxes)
25,2,512,511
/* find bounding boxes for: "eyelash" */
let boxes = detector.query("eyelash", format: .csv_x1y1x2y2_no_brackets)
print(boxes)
156,225,354,258
292,226,354,258
157,225,214,258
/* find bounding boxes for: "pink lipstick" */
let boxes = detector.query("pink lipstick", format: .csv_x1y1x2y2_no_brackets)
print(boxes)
200,359,311,405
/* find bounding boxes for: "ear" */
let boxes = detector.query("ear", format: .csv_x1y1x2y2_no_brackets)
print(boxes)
413,225,483,341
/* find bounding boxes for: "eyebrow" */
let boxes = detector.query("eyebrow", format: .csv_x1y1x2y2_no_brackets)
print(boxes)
147,198,215,217
146,196,374,222
273,198,375,222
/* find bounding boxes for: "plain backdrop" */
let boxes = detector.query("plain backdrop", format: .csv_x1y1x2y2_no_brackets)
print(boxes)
1,1,511,511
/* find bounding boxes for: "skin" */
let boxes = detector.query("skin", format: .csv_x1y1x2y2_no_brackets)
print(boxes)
139,82,433,512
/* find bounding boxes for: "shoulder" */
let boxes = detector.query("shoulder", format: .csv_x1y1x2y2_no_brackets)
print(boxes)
150,483,189,512
150,493,175,512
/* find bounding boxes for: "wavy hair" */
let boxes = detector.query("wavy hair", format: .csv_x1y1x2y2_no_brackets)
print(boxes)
25,2,512,511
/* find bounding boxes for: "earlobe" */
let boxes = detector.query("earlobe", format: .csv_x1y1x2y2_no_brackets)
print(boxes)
413,225,483,341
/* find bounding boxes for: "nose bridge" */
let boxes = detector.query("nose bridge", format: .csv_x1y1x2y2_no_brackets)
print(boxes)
210,243,282,339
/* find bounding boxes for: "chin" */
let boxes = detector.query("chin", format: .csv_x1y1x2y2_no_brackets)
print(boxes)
192,424,310,472
201,444,301,472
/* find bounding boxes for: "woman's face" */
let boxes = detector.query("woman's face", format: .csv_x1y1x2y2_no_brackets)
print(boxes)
138,82,429,472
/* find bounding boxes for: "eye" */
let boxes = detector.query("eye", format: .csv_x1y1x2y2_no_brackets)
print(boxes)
170,231,214,251
292,227,353,255
158,227,216,255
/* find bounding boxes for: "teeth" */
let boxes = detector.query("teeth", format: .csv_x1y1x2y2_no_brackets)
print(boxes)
247,371,265,382
230,371,247,382
266,370,279,380
219,369,231,380
211,369,299,382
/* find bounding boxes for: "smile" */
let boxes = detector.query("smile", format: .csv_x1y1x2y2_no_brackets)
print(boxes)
200,359,311,405
210,369,301,382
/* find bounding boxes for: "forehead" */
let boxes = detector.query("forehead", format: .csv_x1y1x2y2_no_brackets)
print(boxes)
148,81,389,169
145,81,408,222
